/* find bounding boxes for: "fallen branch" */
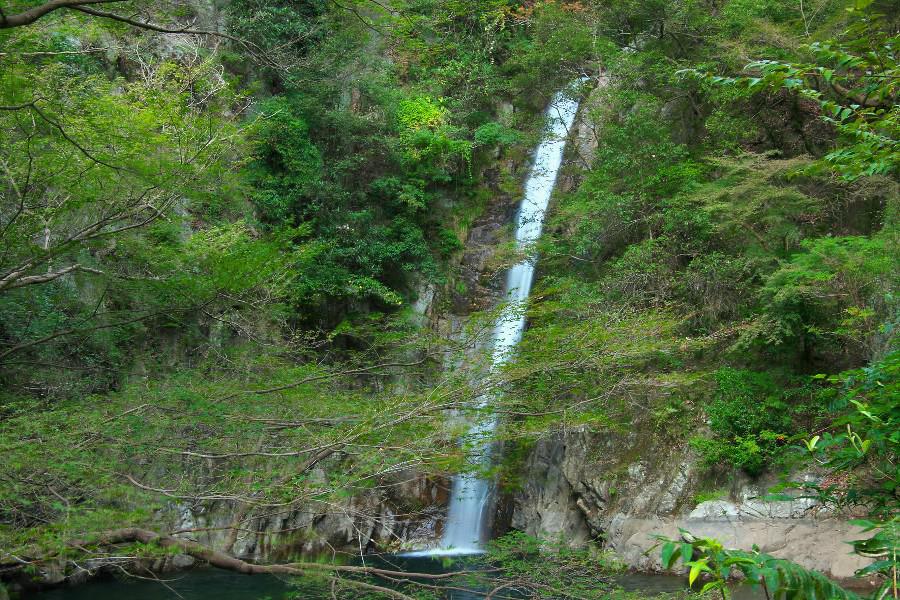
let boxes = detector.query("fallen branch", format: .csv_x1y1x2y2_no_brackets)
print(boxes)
7,528,492,600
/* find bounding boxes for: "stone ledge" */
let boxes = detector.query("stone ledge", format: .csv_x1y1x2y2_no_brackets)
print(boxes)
606,514,872,580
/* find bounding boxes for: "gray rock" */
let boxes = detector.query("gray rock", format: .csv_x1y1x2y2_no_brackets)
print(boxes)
171,554,196,569
40,561,66,585
688,500,741,520
510,425,874,579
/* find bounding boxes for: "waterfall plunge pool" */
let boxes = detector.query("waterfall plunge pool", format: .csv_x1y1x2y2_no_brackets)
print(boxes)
32,556,770,599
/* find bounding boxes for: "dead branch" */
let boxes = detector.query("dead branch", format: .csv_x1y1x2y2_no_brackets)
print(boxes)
7,527,493,600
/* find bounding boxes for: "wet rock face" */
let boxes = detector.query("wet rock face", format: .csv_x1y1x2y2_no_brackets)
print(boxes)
509,434,591,545
451,192,520,315
176,471,450,560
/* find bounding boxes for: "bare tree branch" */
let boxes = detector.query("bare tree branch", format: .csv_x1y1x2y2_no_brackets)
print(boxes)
0,0,125,28
0,263,85,290
5,527,497,600
0,304,201,362
0,0,273,68
216,358,430,402
69,5,271,63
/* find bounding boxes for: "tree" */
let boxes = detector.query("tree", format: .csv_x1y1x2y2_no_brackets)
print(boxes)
1,0,245,41
0,48,251,357
689,0,899,180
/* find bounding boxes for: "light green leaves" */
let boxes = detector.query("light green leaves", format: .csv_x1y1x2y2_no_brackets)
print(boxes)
686,558,711,586
659,531,863,599
397,95,472,166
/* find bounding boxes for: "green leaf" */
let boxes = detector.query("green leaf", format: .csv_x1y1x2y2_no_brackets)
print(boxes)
661,542,679,569
763,569,779,596
688,563,702,586
847,519,877,531
700,581,724,594
724,556,758,566
681,542,693,566
686,560,711,586
855,560,894,576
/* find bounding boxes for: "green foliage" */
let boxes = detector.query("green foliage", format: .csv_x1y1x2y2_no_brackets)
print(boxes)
228,0,325,55
658,531,861,599
719,0,799,34
545,91,703,271
707,368,789,437
483,531,628,600
244,99,442,312
693,489,728,505
0,340,458,553
0,40,255,394
703,108,760,153
848,517,899,598
750,353,899,597
506,2,594,97
242,90,457,316
231,0,539,324
397,95,472,172
249,97,324,223
800,351,899,515
749,235,896,361
473,121,520,148
690,1,900,180
679,252,760,330
691,368,814,475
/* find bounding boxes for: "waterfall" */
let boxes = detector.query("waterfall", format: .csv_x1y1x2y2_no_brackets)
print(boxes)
431,83,586,555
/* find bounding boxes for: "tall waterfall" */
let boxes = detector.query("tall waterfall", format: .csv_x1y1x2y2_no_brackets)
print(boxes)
438,83,585,554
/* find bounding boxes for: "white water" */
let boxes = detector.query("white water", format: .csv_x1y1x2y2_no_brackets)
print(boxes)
427,83,586,556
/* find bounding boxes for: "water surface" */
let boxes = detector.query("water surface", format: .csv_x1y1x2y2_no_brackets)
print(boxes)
34,560,770,599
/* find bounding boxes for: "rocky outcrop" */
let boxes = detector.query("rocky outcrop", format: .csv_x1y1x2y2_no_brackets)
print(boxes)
510,428,872,580
448,179,520,316
172,469,449,560
608,516,870,579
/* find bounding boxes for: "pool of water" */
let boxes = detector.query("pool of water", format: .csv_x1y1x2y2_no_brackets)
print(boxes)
32,558,768,600
34,568,294,600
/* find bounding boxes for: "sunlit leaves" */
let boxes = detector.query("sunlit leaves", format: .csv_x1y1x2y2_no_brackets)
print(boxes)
658,532,862,599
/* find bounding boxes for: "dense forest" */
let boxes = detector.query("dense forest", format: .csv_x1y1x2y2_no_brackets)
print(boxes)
0,0,897,599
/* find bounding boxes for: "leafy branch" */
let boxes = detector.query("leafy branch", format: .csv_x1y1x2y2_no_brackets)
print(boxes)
657,530,861,600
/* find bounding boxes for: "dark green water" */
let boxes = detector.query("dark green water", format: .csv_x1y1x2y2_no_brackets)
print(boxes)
33,557,766,599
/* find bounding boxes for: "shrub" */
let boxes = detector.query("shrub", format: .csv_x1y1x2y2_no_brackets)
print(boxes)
749,235,895,364
708,368,791,437
692,368,796,475
474,121,520,147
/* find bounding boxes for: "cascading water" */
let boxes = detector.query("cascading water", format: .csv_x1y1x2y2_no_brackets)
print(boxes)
435,82,586,555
